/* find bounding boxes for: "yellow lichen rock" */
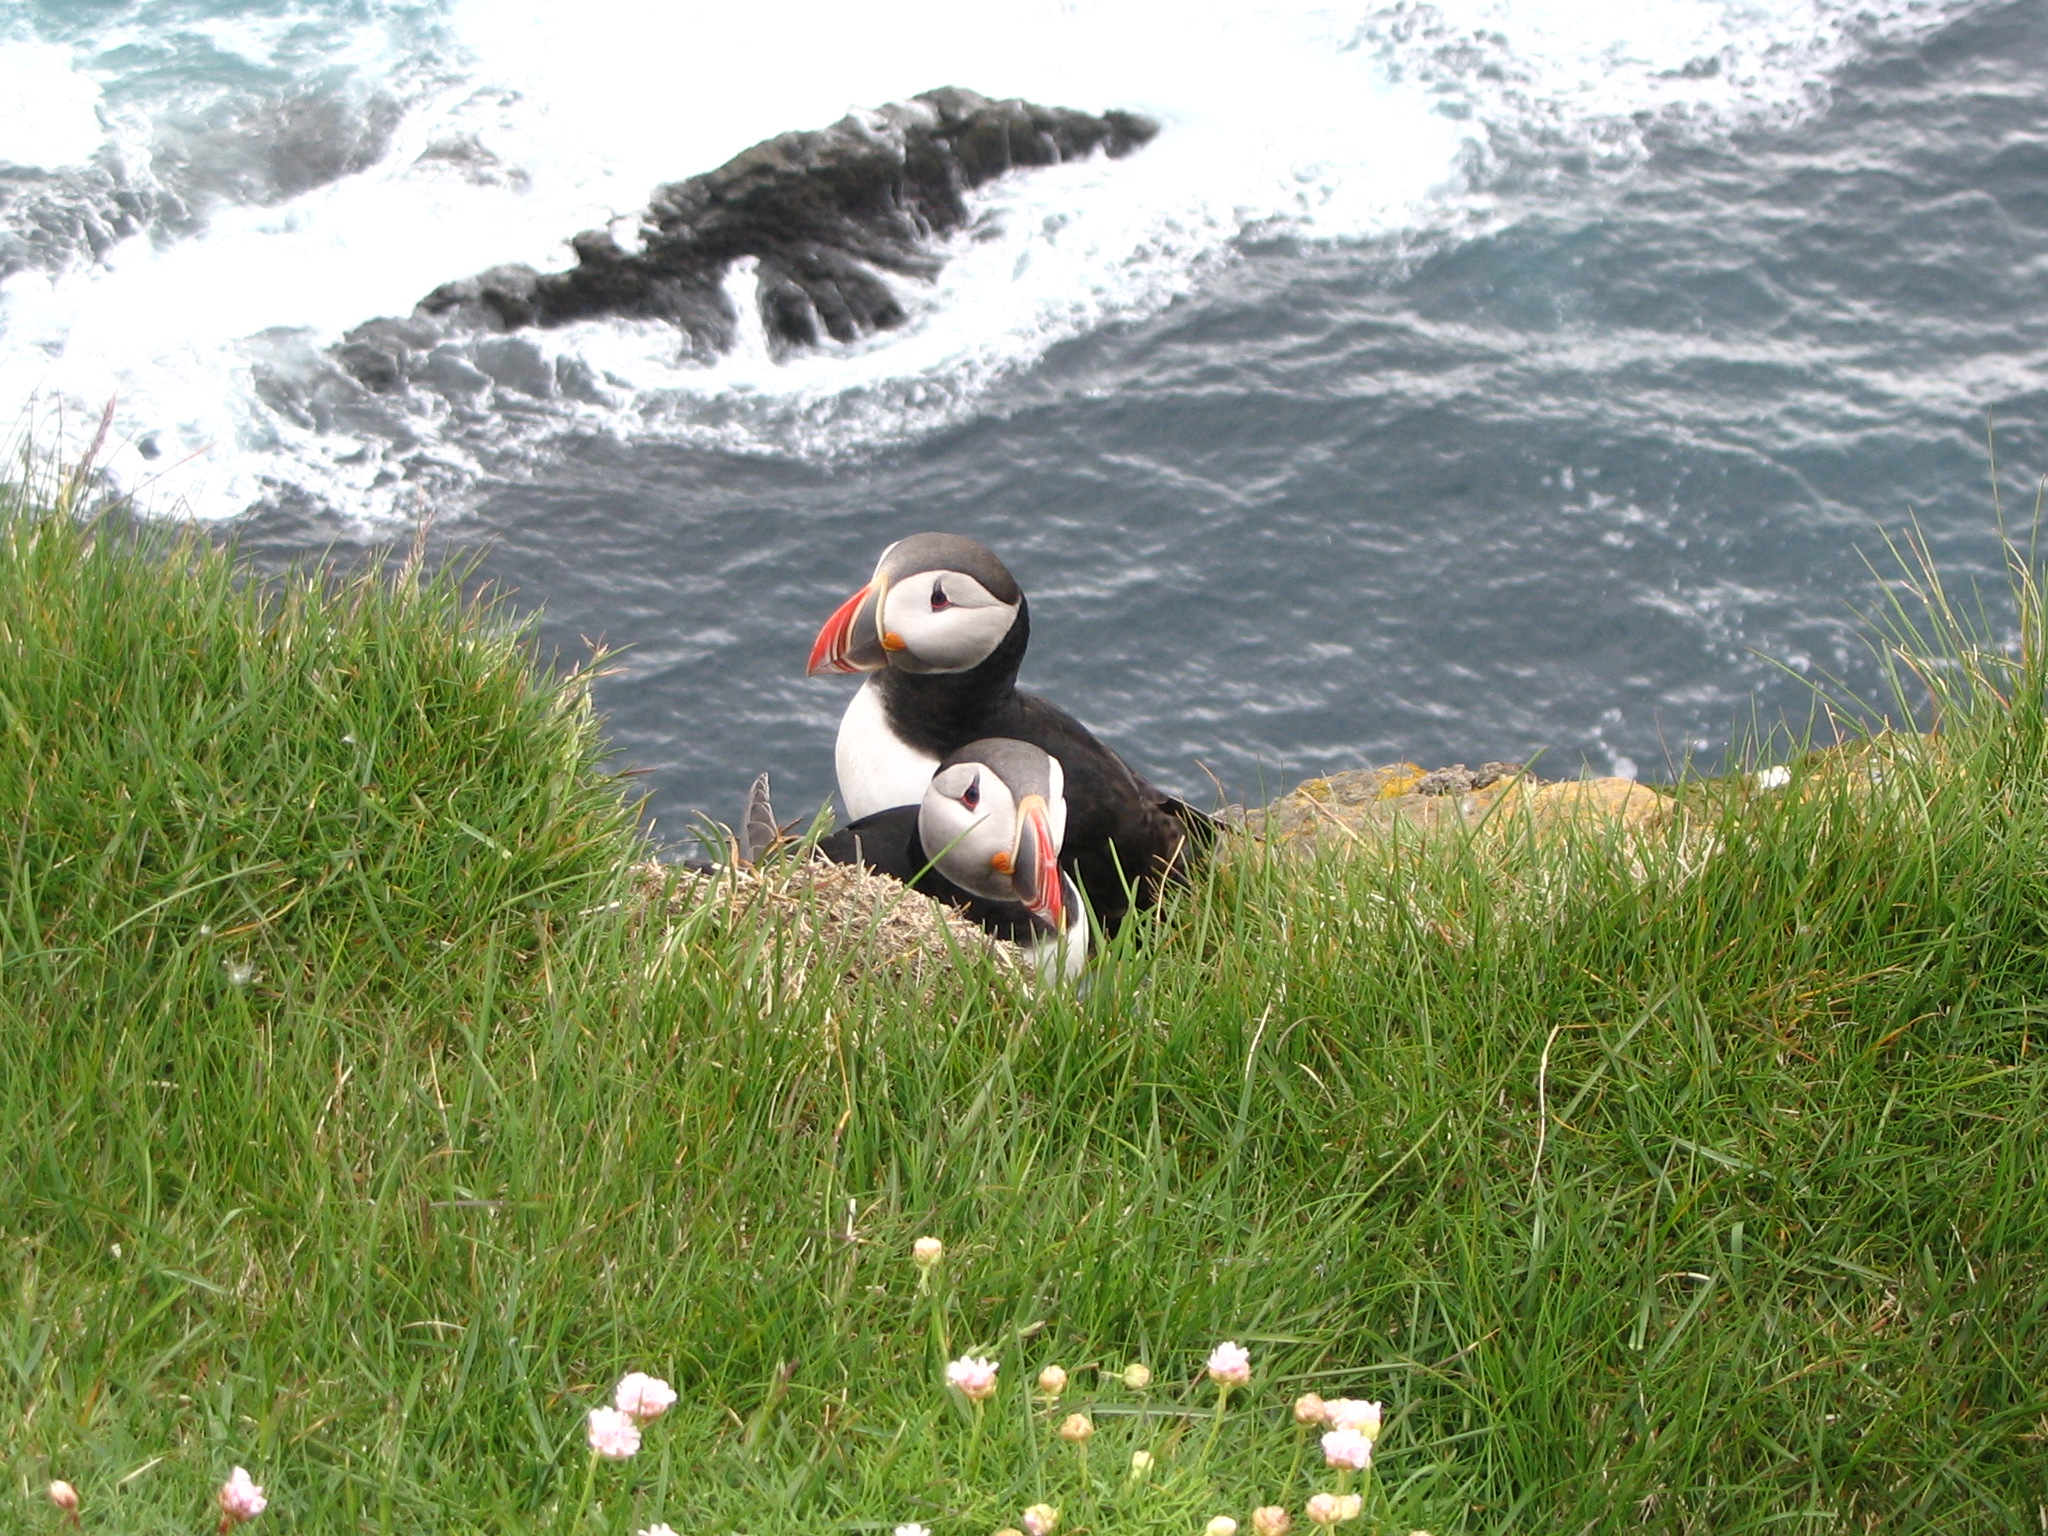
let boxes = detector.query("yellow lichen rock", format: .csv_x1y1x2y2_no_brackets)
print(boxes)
1376,764,1427,799
1499,777,1678,835
1243,766,1678,855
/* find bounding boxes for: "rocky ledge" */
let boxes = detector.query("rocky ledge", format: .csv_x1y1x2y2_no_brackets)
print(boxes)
338,87,1157,390
650,762,1687,977
1244,762,1678,851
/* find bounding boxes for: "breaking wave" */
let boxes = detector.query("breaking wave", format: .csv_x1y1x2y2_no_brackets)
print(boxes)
0,0,1973,521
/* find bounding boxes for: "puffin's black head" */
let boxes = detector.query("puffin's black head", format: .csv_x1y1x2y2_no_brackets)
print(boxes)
918,737,1067,934
807,533,1024,678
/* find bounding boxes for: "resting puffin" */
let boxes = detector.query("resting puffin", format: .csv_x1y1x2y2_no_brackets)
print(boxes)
808,532,1210,935
819,738,1088,981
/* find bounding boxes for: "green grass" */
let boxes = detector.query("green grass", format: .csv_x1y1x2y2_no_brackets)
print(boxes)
3,483,2045,1535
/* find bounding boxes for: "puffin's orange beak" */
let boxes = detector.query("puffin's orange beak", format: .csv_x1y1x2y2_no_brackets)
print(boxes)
1010,794,1064,932
807,583,887,675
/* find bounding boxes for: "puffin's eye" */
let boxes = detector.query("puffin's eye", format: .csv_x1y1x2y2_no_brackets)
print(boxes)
930,578,951,611
960,775,980,810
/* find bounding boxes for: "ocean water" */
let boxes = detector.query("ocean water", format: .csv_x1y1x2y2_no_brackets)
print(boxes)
6,0,2046,839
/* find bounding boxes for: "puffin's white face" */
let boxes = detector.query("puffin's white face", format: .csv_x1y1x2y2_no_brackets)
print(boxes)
877,567,1019,674
919,749,1067,928
920,760,1020,901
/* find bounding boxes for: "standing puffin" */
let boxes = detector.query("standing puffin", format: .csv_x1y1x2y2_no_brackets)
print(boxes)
819,738,1088,981
808,532,1209,935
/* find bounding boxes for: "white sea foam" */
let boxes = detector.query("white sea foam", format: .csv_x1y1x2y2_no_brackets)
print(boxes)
0,40,104,170
0,0,1977,520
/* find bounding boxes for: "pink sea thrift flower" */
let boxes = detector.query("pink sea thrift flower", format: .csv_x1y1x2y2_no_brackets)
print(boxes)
1206,1518,1240,1536
1022,1503,1059,1536
1336,1495,1363,1522
1293,1392,1329,1425
1037,1364,1068,1395
1206,1340,1252,1388
913,1236,943,1268
946,1354,999,1402
586,1406,642,1460
1322,1427,1372,1472
1253,1507,1291,1536
217,1467,266,1527
614,1372,677,1422
894,1525,932,1536
1305,1493,1343,1528
1323,1399,1382,1439
49,1481,79,1525
1059,1413,1094,1443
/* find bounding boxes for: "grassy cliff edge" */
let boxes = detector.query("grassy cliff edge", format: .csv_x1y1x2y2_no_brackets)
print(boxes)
3,492,2044,1533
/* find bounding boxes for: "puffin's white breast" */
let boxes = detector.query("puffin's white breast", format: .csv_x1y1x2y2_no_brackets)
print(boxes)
834,677,940,822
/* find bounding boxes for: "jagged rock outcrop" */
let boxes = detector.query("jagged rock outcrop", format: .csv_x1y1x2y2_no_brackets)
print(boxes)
337,87,1157,389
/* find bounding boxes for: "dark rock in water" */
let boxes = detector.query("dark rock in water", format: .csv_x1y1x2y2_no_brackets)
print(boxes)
338,87,1156,389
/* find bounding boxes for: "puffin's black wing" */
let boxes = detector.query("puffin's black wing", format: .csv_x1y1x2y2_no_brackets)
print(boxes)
817,805,1043,943
987,691,1210,935
816,805,924,883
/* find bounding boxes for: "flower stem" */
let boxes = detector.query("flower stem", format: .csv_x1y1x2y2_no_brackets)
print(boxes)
926,1272,953,1385
967,1399,986,1483
572,1447,598,1533
1198,1383,1231,1469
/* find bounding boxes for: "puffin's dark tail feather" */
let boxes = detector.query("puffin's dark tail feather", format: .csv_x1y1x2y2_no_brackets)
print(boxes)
1164,796,1223,850
1147,795,1221,894
739,773,778,864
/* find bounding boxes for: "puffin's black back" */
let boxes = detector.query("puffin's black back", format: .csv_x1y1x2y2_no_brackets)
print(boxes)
980,691,1211,936
870,594,1211,936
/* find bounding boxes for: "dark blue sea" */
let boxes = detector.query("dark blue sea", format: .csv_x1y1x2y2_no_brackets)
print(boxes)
6,0,2046,840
